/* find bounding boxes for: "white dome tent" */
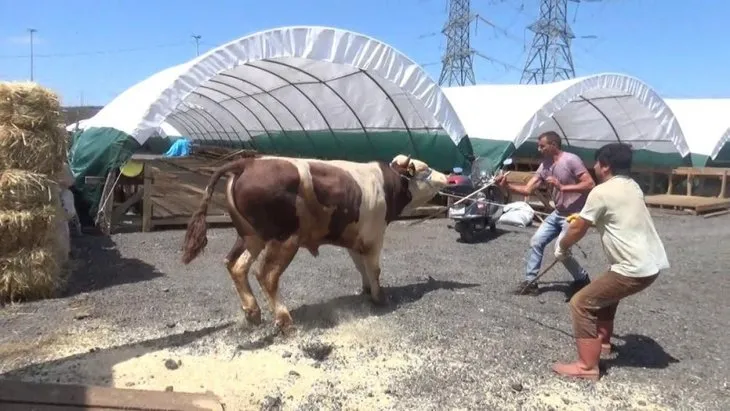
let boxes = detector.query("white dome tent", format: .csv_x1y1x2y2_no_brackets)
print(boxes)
442,73,692,168
664,98,730,167
69,25,472,215
72,25,471,169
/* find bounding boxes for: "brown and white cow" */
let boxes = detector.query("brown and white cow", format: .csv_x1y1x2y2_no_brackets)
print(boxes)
181,153,448,329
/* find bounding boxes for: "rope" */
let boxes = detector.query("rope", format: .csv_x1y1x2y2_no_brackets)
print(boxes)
437,191,554,218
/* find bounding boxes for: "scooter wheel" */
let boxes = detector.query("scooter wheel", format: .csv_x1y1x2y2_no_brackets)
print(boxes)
460,230,477,243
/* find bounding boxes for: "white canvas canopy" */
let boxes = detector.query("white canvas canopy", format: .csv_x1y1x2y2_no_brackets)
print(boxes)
442,73,691,159
81,25,468,148
664,98,730,164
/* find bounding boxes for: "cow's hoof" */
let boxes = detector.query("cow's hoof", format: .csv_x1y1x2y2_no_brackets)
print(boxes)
274,312,294,331
244,309,262,326
370,293,388,306
359,287,372,296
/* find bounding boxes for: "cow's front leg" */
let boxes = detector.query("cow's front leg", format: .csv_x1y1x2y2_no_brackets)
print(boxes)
347,249,370,296
225,236,264,325
362,246,386,305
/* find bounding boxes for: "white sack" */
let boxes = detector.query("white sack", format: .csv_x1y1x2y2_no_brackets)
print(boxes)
497,201,535,227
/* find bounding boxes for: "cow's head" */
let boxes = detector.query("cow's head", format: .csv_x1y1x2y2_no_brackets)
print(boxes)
390,154,448,210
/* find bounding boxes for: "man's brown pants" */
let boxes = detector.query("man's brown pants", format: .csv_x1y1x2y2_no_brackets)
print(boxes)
569,270,659,338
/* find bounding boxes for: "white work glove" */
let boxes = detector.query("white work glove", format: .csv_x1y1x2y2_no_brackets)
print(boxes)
554,243,572,261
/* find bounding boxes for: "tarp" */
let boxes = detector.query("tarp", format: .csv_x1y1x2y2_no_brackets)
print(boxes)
442,73,692,168
164,138,191,157
664,98,730,166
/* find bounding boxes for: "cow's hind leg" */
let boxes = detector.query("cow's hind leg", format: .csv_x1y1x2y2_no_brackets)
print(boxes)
362,246,386,305
347,250,370,296
225,236,264,325
255,237,299,330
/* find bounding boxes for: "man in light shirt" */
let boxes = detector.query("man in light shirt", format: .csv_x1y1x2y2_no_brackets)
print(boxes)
551,142,670,381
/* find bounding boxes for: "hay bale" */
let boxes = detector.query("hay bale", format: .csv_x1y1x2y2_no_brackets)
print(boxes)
0,81,62,130
0,169,69,303
0,247,64,303
0,169,56,210
0,125,68,175
0,206,58,254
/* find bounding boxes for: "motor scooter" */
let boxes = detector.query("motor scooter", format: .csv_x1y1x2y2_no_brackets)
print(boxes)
446,158,512,243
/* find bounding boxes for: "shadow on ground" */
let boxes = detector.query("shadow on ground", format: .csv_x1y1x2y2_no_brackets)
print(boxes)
229,277,481,353
534,280,573,300
62,234,163,298
446,226,511,244
603,334,680,372
0,321,235,388
291,276,480,330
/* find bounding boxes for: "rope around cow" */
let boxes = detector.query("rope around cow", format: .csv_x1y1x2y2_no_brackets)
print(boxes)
392,161,588,259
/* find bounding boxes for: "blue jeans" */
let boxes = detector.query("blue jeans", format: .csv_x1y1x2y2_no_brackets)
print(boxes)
525,210,589,282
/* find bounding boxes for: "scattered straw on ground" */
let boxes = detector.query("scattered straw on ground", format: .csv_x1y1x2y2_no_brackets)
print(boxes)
0,81,62,130
0,125,68,175
0,169,57,210
1,317,426,410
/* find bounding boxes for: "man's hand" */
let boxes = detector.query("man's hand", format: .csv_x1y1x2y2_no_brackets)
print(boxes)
545,176,562,191
566,213,580,224
495,173,508,187
554,243,572,261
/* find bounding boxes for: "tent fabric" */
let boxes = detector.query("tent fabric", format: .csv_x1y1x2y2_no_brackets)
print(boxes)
80,25,468,152
664,98,730,165
442,73,692,160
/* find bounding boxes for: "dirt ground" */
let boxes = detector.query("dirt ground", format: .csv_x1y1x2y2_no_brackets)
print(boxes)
1,212,728,410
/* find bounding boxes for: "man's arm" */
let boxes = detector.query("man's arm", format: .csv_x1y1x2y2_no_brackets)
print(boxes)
559,216,591,250
500,174,542,196
559,170,595,193
558,190,605,250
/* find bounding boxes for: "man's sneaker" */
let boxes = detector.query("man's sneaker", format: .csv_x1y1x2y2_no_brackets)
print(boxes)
513,280,540,296
565,275,591,301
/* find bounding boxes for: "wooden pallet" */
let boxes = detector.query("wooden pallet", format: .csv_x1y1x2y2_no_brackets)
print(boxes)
644,194,730,215
0,379,223,410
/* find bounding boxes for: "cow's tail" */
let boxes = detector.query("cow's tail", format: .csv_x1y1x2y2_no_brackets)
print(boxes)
182,159,248,264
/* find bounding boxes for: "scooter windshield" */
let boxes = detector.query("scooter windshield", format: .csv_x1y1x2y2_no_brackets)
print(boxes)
470,157,496,183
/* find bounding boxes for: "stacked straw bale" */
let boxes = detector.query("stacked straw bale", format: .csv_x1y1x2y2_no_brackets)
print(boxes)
0,81,71,303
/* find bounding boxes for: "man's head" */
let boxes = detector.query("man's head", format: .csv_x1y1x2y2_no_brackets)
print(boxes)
537,131,562,158
593,143,633,182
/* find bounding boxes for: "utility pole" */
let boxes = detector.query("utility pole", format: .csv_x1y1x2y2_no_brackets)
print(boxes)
192,34,201,56
437,0,520,86
28,28,37,81
439,0,476,86
520,0,601,84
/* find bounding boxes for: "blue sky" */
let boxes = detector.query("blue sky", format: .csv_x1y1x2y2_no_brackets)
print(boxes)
1,0,727,106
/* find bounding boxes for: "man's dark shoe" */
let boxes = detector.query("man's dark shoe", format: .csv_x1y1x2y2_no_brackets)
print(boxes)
513,280,540,296
565,275,591,302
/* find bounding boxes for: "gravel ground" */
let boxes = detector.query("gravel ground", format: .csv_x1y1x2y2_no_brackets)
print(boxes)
1,211,728,410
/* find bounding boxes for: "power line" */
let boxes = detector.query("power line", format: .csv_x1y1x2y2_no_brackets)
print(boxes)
0,41,195,60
